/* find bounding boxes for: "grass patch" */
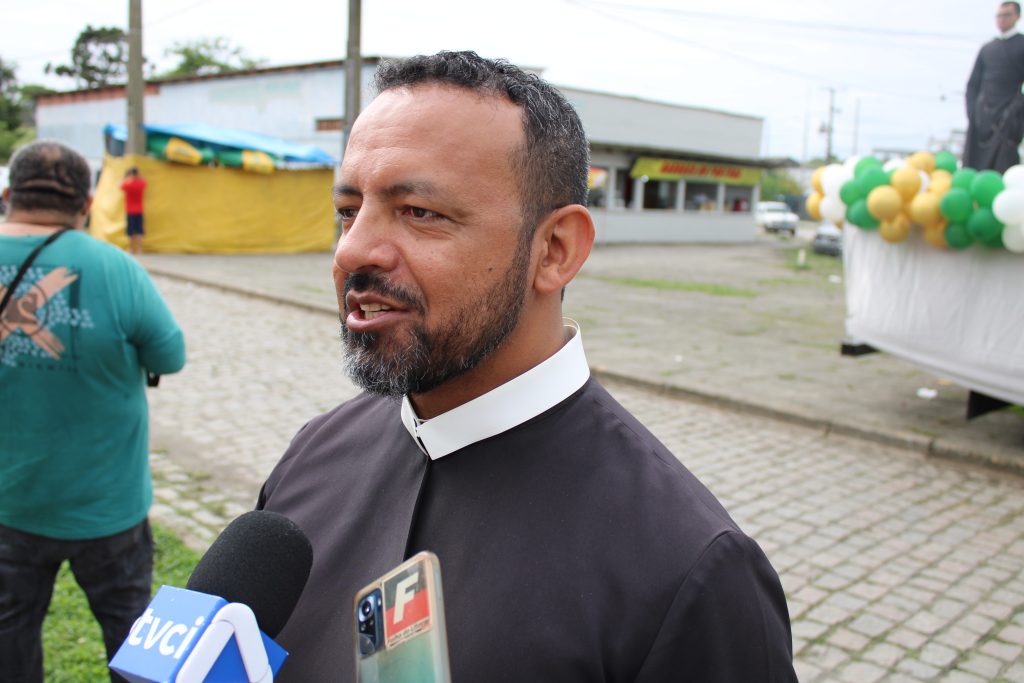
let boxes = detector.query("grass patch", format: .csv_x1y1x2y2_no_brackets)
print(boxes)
42,524,201,682
591,275,757,298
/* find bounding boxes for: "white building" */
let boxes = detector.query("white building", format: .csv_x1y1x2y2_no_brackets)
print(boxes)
37,57,783,244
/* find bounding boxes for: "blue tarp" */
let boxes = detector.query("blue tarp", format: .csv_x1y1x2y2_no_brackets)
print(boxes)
104,123,336,165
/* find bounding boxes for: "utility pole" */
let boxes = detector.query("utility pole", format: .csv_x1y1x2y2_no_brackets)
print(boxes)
342,0,361,167
851,98,860,158
824,87,836,164
126,0,146,156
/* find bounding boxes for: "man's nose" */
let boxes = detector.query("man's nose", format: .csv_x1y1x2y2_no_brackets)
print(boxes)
334,206,400,277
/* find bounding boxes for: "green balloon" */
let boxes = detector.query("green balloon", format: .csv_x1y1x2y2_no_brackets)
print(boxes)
939,188,974,223
860,168,890,194
980,229,1005,248
970,170,1005,208
952,168,977,191
847,198,879,229
839,179,866,206
966,206,1003,243
944,222,974,250
854,156,883,178
934,150,958,174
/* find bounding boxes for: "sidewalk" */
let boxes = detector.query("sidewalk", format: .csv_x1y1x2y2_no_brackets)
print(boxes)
139,237,1024,477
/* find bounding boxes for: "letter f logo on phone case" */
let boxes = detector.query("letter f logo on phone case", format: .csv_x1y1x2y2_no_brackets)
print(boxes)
384,563,431,648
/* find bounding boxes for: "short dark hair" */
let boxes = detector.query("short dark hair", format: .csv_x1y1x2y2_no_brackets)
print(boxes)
373,50,589,234
1002,2,1021,15
8,140,91,216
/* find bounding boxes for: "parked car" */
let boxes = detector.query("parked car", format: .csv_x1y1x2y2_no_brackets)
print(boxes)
755,201,799,235
811,222,843,257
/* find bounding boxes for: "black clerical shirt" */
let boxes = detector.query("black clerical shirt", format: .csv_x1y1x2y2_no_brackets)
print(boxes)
258,327,796,682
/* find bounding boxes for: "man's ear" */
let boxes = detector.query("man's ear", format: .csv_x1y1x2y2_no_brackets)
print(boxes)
532,204,595,295
75,195,94,228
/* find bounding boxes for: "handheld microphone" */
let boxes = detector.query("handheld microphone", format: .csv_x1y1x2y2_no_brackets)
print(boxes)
109,511,313,683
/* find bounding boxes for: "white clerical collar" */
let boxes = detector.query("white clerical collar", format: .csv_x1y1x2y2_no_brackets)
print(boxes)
400,321,590,460
1000,27,1019,39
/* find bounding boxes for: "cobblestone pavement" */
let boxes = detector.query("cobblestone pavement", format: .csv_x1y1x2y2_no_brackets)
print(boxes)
147,276,1024,682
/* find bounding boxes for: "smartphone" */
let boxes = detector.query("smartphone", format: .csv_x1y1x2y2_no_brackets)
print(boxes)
354,551,452,683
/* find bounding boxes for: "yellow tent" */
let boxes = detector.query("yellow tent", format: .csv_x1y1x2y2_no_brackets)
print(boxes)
90,154,335,253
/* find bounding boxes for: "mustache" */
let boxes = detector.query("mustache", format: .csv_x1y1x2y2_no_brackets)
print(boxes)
343,272,424,314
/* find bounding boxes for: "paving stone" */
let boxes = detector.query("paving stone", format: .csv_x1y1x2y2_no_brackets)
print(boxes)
849,614,893,638
918,642,959,668
978,638,1022,663
837,660,888,683
940,669,989,682
827,627,870,652
957,653,1004,679
895,657,942,679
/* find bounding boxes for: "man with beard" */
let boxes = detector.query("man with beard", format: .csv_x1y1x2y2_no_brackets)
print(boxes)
257,51,795,682
964,2,1024,172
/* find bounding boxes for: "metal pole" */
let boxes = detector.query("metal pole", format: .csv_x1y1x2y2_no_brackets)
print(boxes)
825,87,835,164
126,0,146,156
852,98,860,158
342,0,362,167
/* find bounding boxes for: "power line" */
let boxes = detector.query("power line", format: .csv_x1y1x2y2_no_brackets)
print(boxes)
572,0,979,45
561,0,965,102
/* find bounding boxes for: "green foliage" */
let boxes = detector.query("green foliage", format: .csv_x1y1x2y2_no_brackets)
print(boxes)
159,37,264,79
42,524,201,682
47,25,128,89
0,57,38,162
760,169,803,201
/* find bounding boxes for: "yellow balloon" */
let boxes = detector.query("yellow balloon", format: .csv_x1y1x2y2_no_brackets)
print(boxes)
890,166,922,201
922,223,948,248
928,169,952,195
805,191,823,221
908,192,942,227
811,166,825,194
908,151,936,173
866,185,903,221
879,213,911,243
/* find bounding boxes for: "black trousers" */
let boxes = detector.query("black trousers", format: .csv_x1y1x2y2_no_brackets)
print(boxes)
0,519,153,683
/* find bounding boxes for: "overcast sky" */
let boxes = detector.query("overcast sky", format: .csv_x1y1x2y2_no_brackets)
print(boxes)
7,0,1002,162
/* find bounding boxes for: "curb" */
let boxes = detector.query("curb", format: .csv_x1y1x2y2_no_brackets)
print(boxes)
148,265,1024,480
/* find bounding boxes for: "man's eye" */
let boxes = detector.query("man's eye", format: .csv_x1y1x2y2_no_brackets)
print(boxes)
407,206,442,220
337,207,359,220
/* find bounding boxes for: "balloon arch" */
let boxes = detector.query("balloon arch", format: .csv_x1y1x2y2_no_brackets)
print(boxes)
805,151,1024,253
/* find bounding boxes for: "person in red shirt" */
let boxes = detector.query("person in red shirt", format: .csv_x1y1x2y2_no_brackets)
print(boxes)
119,167,147,254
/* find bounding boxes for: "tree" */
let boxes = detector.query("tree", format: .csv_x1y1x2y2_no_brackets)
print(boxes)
0,57,21,131
159,37,264,79
760,169,803,201
47,25,128,89
0,57,35,162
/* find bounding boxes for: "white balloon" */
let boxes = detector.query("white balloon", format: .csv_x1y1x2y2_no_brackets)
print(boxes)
918,170,930,193
819,194,847,224
992,189,1024,225
821,164,847,196
1002,165,1024,190
883,158,905,172
843,156,861,174
1002,223,1024,252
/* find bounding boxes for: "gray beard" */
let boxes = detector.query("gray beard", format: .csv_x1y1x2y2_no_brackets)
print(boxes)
340,237,531,398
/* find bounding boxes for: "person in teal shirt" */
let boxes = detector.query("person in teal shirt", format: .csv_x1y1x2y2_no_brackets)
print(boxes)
0,140,186,683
